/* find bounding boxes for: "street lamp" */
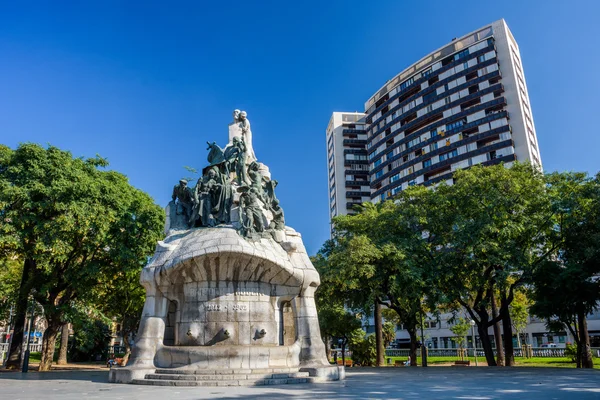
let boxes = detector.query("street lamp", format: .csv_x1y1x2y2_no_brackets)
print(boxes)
469,319,478,366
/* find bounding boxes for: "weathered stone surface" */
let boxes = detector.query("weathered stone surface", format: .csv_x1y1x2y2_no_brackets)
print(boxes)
111,110,340,386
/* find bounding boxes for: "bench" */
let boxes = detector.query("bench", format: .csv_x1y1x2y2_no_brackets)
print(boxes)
336,359,353,367
107,357,125,368
453,360,471,366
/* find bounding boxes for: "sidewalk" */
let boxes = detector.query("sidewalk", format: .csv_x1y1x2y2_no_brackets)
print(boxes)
0,366,598,399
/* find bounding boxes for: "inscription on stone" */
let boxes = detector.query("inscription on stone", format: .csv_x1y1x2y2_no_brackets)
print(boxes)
205,303,249,311
233,290,264,296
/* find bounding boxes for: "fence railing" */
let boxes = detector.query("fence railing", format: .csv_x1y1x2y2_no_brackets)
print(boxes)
386,347,600,358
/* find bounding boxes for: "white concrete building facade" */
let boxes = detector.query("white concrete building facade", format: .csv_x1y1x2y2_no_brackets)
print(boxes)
326,19,600,349
326,112,369,219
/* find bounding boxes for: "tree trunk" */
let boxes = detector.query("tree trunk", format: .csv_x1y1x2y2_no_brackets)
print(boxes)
5,257,34,370
476,323,496,366
501,293,515,366
39,319,61,371
374,303,384,367
408,328,418,366
474,308,497,366
577,310,594,368
56,323,69,365
341,338,347,366
491,293,505,366
122,328,133,365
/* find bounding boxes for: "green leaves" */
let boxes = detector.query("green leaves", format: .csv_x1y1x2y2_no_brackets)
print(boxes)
0,143,164,355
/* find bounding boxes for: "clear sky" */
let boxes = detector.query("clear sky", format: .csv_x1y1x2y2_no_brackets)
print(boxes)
1,1,599,255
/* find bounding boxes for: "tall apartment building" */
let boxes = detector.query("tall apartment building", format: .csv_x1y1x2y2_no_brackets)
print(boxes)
326,20,562,348
327,19,542,214
326,112,369,219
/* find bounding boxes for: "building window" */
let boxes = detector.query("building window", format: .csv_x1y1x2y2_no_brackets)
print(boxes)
454,49,469,61
439,149,458,161
423,159,432,168
400,77,414,91
373,158,382,167
407,137,421,149
446,119,466,131
423,91,436,103
375,170,383,179
422,68,432,77
390,173,400,183
408,180,416,186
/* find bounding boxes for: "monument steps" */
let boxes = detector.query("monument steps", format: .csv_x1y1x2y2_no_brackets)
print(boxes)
154,367,298,375
132,370,313,386
146,372,310,381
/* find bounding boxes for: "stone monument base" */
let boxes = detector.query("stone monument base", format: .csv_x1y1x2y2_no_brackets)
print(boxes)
109,365,343,386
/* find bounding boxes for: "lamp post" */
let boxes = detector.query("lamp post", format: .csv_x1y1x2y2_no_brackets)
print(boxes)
22,297,35,373
469,319,478,366
420,308,428,367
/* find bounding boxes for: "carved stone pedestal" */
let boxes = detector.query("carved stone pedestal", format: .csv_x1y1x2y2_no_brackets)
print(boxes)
109,227,341,385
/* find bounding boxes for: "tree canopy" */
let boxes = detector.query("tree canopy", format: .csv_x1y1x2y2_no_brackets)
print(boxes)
0,143,164,370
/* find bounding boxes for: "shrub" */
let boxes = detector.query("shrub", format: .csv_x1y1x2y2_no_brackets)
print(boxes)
348,329,376,366
565,343,577,363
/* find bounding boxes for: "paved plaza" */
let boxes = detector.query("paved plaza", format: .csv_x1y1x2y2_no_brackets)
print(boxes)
0,367,599,399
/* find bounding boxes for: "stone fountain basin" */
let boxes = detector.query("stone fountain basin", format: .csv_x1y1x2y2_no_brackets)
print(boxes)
155,342,301,370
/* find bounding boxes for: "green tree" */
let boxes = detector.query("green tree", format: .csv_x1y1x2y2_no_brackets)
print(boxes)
90,267,146,364
530,172,600,368
347,328,376,366
319,193,435,366
430,163,552,366
315,302,362,366
382,321,396,348
449,317,471,351
0,257,22,322
509,290,530,348
0,143,164,370
313,253,363,365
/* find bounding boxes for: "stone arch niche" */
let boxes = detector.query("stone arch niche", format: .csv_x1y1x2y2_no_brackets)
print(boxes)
163,300,178,346
111,227,343,383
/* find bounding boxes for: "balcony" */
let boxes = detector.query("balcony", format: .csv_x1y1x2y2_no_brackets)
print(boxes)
342,129,365,135
345,180,370,187
343,139,367,146
346,191,371,198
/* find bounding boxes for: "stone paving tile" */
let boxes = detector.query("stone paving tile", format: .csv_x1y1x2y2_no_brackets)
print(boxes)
0,367,599,399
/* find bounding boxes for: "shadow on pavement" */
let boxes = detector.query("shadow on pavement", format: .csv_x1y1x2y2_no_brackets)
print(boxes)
0,369,108,383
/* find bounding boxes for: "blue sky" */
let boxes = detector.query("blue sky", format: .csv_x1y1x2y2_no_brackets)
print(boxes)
1,1,599,255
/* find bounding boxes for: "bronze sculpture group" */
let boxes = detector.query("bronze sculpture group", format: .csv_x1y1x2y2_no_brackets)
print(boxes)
171,111,284,239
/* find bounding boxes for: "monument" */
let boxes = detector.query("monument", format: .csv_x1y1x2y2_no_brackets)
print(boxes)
109,110,343,386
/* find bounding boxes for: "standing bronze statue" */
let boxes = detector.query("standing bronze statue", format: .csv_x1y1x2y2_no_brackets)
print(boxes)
224,136,248,185
169,109,285,239
172,179,194,222
269,199,285,230
239,186,264,236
